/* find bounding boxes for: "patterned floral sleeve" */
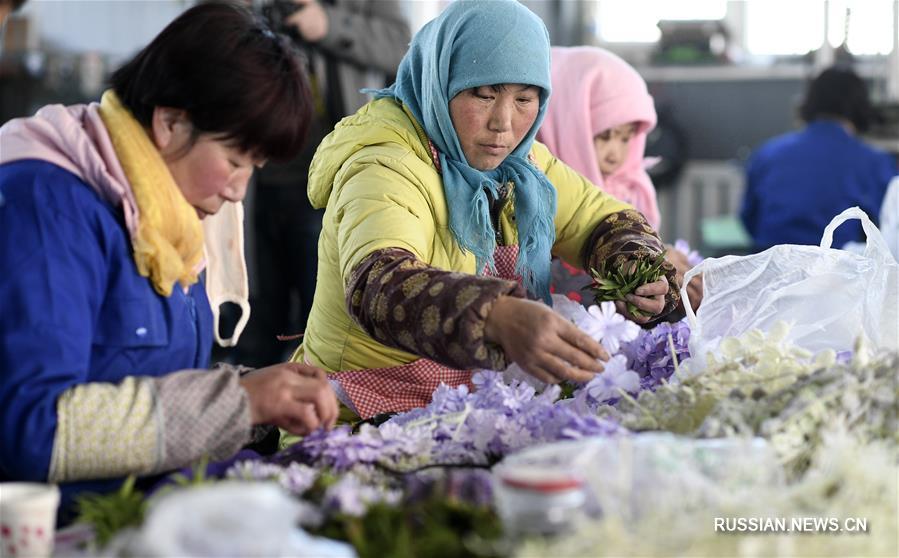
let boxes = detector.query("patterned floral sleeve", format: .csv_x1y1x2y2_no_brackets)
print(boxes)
582,209,682,322
346,248,526,370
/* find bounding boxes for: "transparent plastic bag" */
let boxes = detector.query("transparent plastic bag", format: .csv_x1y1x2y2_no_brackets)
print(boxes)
682,207,898,364
126,482,355,557
493,433,782,529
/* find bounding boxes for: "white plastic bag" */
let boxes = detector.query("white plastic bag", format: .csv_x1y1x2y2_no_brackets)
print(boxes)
682,207,898,362
124,483,356,557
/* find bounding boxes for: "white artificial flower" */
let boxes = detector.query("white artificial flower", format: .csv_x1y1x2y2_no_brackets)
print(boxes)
586,302,640,354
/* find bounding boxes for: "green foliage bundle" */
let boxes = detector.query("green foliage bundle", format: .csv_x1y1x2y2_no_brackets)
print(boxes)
73,457,211,547
302,469,503,558
589,253,666,317
73,476,146,547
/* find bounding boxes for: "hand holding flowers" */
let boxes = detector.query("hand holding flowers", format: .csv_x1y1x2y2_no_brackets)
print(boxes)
589,253,670,323
484,296,608,384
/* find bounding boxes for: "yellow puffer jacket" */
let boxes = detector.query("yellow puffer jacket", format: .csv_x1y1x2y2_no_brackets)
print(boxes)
292,97,630,371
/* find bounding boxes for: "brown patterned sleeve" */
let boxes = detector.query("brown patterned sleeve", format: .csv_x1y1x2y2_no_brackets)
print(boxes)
346,248,527,370
581,209,682,322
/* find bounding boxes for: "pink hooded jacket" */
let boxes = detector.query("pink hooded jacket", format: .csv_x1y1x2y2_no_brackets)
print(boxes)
538,46,661,228
0,103,140,236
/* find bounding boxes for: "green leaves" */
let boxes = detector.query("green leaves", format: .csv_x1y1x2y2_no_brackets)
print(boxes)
74,476,146,547
306,468,503,558
163,455,211,489
73,457,212,547
589,253,667,318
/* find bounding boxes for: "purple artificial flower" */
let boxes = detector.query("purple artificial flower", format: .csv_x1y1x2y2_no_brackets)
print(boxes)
554,407,624,439
225,460,283,482
496,381,537,414
287,425,384,471
639,374,659,392
323,473,401,517
431,436,486,465
462,408,502,454
501,363,547,391
470,370,504,395
377,421,434,460
272,427,330,466
835,350,853,364
403,469,495,508
278,462,319,495
445,469,495,508
489,413,537,455
224,460,318,497
386,405,430,427
470,371,536,415
578,355,640,407
621,319,691,388
569,386,593,415
269,347,629,489
428,382,470,414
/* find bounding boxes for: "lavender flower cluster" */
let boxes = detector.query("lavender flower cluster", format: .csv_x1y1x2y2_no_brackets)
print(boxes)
224,290,694,518
277,368,622,475
613,238,697,390
620,319,692,389
549,295,691,411
270,297,688,469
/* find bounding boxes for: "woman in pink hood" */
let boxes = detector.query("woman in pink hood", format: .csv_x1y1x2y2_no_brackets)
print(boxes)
538,46,659,227
538,46,701,312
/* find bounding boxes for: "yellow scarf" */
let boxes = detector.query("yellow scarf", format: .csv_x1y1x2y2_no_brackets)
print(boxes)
98,91,204,297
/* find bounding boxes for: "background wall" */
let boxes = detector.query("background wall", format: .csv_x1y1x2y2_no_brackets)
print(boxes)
11,0,189,62
2,0,896,252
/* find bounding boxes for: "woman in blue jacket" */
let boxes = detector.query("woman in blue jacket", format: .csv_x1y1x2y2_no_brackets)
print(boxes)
740,66,897,251
0,2,337,518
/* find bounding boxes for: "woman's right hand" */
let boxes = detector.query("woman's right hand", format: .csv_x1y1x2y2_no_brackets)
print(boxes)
485,296,608,384
239,363,339,435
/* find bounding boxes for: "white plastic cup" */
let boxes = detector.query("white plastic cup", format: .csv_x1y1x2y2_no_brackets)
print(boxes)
494,467,586,535
0,483,60,558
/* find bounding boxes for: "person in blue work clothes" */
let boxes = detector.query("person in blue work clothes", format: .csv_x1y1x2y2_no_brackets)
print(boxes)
740,66,897,251
0,2,337,521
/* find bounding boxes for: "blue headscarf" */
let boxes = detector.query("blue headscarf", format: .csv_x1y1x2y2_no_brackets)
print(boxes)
370,0,557,303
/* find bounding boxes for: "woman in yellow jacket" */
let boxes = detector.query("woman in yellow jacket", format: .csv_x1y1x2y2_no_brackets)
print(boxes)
293,0,681,420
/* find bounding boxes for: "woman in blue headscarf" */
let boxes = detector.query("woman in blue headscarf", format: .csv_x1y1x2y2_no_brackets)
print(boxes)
291,0,681,420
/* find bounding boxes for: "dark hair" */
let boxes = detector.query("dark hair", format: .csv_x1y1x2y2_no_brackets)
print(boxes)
110,1,311,162
799,66,875,133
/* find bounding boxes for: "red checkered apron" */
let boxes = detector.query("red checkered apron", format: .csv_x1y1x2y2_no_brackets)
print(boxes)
330,244,521,419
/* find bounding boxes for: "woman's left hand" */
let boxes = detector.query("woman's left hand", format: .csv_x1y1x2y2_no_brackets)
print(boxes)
616,274,669,324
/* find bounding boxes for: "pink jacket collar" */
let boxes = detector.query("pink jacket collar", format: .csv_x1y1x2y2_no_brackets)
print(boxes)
0,102,140,238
